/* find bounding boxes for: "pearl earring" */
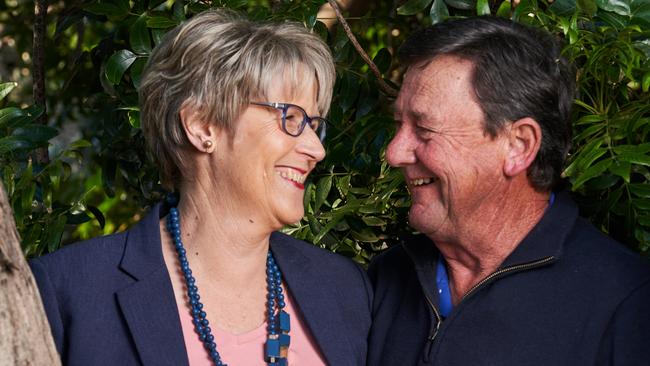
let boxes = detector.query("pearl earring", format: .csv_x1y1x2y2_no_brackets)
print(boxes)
202,140,213,150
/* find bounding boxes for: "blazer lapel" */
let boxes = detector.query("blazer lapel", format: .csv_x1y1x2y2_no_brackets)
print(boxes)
116,203,189,366
270,234,355,366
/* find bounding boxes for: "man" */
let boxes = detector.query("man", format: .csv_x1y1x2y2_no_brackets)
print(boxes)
368,17,650,365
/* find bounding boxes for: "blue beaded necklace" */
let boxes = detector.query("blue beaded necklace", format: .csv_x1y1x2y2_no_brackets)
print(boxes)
166,206,291,366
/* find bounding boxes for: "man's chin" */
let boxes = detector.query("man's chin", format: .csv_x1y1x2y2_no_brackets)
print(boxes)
408,209,448,236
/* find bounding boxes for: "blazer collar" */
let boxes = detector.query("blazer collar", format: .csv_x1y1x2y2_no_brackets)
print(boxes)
116,202,189,366
270,233,356,366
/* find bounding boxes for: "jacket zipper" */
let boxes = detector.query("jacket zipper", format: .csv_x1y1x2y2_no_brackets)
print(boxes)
421,255,556,362
421,292,441,362
460,256,556,302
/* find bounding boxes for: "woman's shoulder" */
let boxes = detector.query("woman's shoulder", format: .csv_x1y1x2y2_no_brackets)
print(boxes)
29,231,129,280
30,202,163,278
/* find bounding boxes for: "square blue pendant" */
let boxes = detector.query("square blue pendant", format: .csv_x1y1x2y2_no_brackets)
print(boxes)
279,333,291,347
266,338,280,358
279,310,291,332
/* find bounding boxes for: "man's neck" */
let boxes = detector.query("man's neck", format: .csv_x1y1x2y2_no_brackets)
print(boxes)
432,185,550,304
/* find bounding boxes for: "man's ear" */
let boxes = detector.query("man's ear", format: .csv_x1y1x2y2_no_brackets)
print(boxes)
180,105,217,153
503,117,542,177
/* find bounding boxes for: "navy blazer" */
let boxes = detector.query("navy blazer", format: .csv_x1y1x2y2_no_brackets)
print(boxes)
30,203,372,365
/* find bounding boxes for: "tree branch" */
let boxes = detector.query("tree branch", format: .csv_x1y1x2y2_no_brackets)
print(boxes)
326,0,398,98
32,0,49,165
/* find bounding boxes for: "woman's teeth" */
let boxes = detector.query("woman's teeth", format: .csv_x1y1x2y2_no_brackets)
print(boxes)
278,170,306,184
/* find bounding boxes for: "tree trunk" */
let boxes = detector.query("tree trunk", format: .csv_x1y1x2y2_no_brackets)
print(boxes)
0,182,60,366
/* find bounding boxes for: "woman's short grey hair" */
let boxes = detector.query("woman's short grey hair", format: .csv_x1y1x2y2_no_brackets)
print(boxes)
139,9,336,190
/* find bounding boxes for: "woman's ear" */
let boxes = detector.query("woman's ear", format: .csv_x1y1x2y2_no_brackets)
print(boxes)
180,105,216,153
503,117,542,177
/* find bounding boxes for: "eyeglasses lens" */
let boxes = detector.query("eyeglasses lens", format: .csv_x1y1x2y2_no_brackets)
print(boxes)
283,105,304,136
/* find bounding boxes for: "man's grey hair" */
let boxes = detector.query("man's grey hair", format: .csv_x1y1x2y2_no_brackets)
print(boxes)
139,9,335,189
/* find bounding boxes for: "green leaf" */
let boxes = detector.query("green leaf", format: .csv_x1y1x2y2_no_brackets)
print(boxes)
497,1,512,19
105,49,137,85
430,0,450,24
596,0,632,16
225,0,248,9
70,139,92,149
85,1,129,17
46,215,67,253
575,114,607,125
613,143,650,155
373,48,392,75
87,205,106,229
642,72,650,92
477,0,491,15
618,152,650,167
445,0,474,10
130,57,147,89
130,14,152,55
2,105,44,130
338,72,359,112
632,198,650,210
0,136,33,154
550,0,577,16
146,16,179,29
631,0,650,23
496,1,512,17
13,125,58,143
0,82,17,101
362,216,387,226
397,0,434,15
313,211,345,244
572,158,612,189
597,10,629,29
630,183,650,198
577,0,598,16
579,146,608,168
351,228,379,242
609,161,631,182
0,107,26,129
315,175,332,212
128,110,140,128
336,175,351,198
151,29,166,46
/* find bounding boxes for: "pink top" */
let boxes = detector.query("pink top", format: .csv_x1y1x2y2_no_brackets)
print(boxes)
178,289,327,365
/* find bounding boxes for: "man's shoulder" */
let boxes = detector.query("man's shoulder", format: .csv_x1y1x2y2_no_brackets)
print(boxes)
564,217,650,285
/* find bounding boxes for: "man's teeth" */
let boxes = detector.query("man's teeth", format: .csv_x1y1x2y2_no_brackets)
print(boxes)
278,171,306,184
410,178,433,186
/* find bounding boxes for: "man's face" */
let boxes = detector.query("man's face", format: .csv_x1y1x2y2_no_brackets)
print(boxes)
386,55,509,240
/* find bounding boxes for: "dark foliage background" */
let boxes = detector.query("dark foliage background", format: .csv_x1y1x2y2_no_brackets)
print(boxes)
1,0,649,263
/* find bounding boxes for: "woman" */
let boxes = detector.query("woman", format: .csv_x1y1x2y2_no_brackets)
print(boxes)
30,9,371,366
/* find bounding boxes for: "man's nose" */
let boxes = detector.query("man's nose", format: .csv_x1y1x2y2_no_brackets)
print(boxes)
385,126,417,167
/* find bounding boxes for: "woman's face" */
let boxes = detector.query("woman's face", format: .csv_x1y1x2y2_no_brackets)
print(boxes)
212,76,325,230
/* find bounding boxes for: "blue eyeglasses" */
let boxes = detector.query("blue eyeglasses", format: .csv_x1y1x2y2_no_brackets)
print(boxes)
251,102,328,143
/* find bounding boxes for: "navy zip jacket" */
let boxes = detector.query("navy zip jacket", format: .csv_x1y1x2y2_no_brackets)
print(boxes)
30,202,372,366
368,191,650,365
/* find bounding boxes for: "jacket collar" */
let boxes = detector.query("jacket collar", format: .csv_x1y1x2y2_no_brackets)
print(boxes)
270,233,357,366
116,202,189,366
402,191,579,304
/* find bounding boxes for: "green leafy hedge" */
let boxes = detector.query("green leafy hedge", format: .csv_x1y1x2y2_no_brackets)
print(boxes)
1,0,649,262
